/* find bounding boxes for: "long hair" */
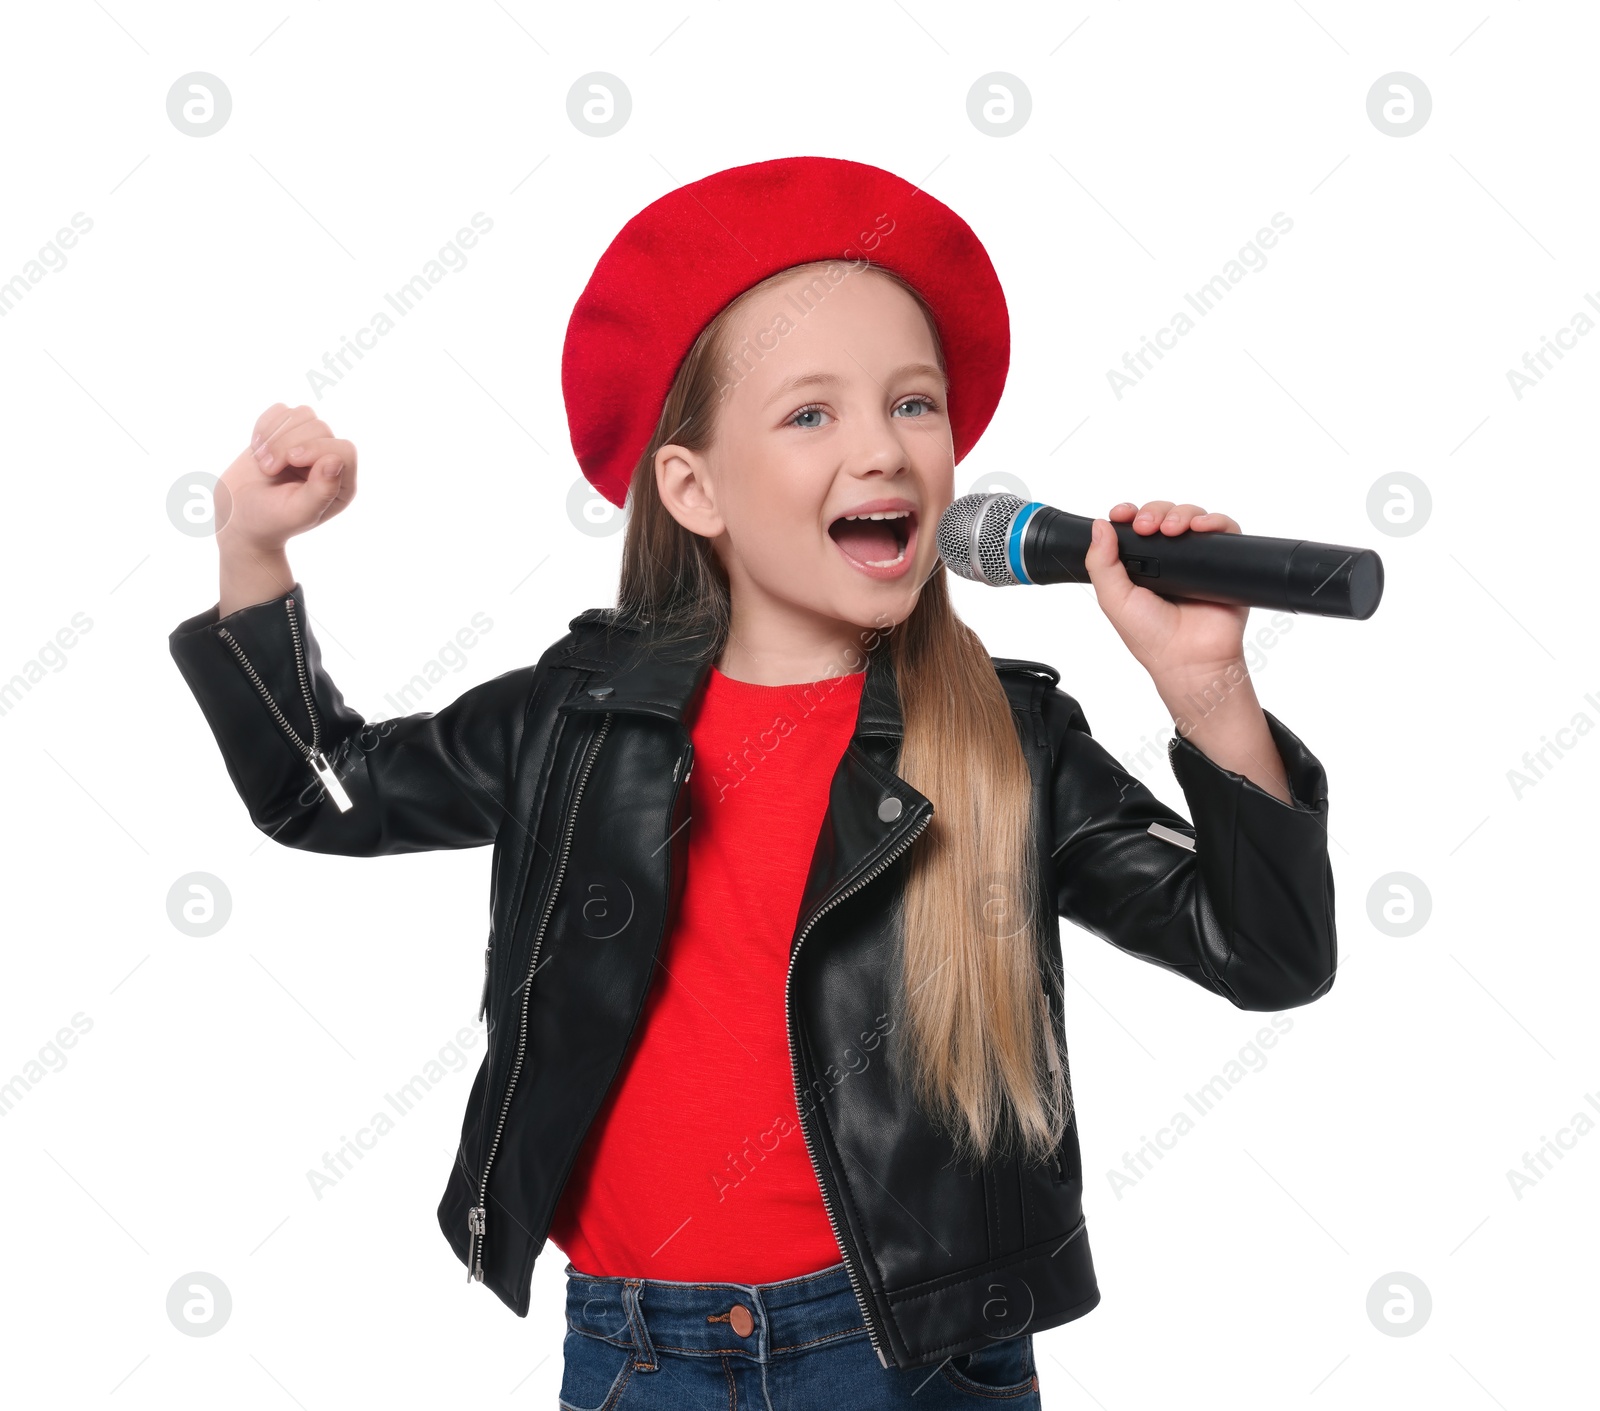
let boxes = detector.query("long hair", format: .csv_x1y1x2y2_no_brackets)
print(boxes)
612,260,1068,1165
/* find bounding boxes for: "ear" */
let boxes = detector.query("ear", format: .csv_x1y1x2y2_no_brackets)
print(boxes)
655,442,725,540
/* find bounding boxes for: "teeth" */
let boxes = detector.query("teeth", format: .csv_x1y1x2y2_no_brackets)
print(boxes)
833,507,911,570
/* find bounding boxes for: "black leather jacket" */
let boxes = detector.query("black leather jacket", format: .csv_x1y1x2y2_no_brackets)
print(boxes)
169,582,1336,1371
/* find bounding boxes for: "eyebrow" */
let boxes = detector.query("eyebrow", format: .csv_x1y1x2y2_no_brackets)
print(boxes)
762,362,948,409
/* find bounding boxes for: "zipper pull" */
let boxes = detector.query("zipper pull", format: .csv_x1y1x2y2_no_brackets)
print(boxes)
466,1206,486,1282
478,947,492,1022
309,750,354,812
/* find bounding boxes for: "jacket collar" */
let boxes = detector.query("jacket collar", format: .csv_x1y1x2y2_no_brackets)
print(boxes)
554,611,933,932
556,612,906,739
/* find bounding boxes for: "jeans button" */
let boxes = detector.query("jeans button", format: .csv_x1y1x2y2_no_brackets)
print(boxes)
728,1303,755,1338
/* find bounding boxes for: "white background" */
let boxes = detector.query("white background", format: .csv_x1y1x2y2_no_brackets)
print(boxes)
2,1,1594,1406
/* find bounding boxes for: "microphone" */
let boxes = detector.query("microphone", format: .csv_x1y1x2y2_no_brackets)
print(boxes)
936,493,1384,621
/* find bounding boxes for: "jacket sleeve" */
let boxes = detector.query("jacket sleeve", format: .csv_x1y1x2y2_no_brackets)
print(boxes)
169,581,549,857
1046,687,1336,1010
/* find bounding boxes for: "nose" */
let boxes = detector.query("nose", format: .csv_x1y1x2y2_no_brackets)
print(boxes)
843,405,910,479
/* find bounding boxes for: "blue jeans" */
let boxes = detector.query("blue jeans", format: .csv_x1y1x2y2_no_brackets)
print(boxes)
557,1259,1041,1409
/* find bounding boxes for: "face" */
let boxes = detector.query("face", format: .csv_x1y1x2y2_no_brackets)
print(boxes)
655,263,954,644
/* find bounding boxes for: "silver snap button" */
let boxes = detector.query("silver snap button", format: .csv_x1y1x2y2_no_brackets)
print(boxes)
587,685,613,698
877,797,902,822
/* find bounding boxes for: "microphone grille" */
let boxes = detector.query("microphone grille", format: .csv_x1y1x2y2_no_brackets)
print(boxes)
936,492,1025,585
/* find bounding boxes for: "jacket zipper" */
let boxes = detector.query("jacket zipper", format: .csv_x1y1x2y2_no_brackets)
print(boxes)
215,597,353,812
476,697,619,1027
512,735,688,1273
468,713,612,1283
784,801,933,1370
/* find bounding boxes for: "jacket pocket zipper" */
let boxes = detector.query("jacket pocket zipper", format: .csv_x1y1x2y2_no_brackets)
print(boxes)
215,596,353,812
1043,980,1067,1181
468,713,611,1284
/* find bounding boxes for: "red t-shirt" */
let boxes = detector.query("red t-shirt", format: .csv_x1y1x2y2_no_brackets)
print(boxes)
546,661,867,1281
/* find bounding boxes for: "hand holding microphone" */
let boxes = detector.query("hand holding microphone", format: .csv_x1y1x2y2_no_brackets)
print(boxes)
938,493,1384,760
1081,501,1258,685
937,492,1384,620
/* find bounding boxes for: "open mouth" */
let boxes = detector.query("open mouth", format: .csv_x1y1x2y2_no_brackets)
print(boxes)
827,506,917,576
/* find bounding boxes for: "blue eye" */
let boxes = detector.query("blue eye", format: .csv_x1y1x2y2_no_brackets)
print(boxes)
787,395,939,428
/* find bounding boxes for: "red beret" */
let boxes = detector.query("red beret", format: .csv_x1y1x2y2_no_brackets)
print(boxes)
561,154,1010,509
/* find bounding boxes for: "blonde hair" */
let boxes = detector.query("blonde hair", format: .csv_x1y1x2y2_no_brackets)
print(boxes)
612,261,1067,1165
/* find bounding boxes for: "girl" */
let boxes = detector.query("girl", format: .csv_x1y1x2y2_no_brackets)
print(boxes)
171,156,1335,1409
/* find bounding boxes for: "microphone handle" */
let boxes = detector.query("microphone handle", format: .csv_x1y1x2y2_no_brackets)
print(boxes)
1019,507,1384,620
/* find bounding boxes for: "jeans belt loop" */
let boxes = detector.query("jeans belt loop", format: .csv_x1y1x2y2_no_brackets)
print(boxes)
621,1280,658,1372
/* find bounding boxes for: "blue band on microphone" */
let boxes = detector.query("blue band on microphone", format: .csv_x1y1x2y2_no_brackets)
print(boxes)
1008,502,1045,585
